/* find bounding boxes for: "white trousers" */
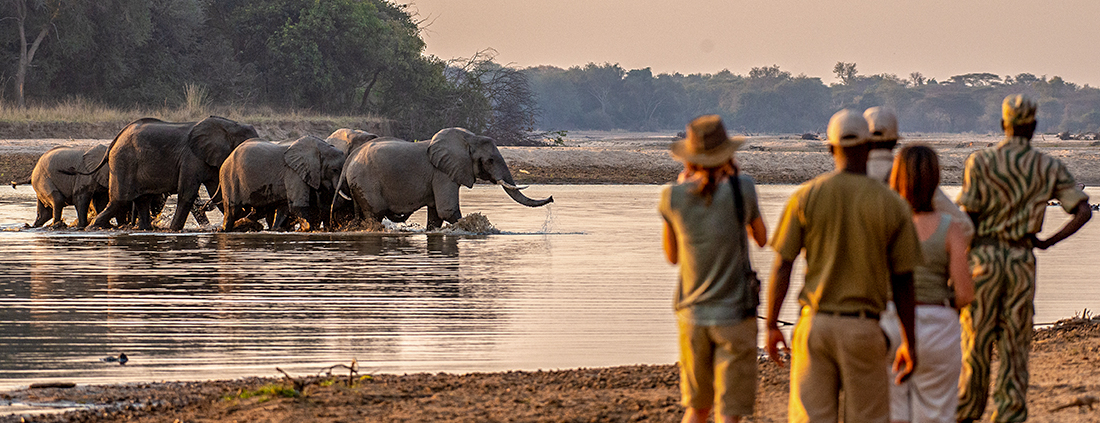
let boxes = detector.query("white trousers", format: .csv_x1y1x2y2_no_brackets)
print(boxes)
881,303,963,423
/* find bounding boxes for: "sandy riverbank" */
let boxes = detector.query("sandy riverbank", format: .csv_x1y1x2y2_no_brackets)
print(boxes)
4,132,1100,186
2,316,1096,422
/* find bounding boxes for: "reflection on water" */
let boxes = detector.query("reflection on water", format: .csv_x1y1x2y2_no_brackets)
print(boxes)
0,184,1097,391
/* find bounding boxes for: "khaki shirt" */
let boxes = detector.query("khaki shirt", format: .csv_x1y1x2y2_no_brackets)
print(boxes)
771,171,923,315
958,136,1088,240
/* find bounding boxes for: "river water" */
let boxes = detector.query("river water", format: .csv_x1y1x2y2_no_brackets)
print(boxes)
1,184,1097,391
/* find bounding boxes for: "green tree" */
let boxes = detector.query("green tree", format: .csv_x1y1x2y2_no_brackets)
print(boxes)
833,62,858,85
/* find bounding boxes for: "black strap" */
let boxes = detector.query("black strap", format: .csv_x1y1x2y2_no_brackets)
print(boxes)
729,174,745,226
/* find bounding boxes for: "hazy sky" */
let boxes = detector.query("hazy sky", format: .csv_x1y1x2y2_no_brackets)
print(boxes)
398,0,1100,87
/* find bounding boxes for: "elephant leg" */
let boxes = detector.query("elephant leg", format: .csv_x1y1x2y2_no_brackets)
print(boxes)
221,202,239,232
426,205,444,230
73,193,92,228
92,193,109,215
48,192,67,228
134,196,154,230
270,205,291,231
91,198,127,229
171,187,200,231
33,200,51,227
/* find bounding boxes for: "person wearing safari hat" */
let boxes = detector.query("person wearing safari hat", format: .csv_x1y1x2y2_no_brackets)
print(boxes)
660,114,767,423
765,109,922,423
955,95,1091,422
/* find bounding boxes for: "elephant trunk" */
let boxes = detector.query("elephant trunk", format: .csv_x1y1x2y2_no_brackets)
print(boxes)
498,173,552,207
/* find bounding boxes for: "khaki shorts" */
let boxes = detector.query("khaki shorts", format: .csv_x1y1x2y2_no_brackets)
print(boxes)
677,317,758,416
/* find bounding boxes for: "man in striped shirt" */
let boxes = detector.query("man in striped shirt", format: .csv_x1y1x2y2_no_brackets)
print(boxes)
955,94,1092,422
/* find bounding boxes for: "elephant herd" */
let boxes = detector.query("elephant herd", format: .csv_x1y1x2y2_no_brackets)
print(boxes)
13,116,553,232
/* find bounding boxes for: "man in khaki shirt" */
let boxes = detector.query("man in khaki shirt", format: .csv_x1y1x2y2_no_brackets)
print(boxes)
765,109,923,423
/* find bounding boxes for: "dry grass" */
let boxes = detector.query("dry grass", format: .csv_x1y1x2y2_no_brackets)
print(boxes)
0,96,386,130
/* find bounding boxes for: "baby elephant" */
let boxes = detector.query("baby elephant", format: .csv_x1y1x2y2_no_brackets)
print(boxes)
220,136,345,231
21,144,111,228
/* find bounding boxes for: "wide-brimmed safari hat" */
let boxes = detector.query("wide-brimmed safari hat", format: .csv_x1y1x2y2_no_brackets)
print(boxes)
864,107,902,142
670,115,745,167
1003,94,1037,126
827,109,870,147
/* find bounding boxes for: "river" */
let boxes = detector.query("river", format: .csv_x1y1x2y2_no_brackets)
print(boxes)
1,184,1097,391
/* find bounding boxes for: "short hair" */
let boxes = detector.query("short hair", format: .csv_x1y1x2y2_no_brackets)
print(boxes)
890,145,939,213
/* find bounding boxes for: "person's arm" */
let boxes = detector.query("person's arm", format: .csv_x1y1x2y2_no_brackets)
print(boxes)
1033,200,1092,249
890,272,918,384
662,218,678,264
765,257,793,366
946,220,974,308
749,216,767,248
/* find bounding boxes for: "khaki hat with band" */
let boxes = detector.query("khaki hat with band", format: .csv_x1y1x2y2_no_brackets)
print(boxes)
670,115,746,167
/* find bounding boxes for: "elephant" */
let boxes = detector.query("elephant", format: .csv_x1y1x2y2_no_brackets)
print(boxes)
325,128,379,226
336,127,553,229
324,128,379,156
18,144,111,228
220,135,346,231
85,116,258,230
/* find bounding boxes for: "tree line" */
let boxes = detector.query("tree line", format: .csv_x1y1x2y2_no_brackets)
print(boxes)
526,62,1100,135
2,0,536,143
5,1,1099,140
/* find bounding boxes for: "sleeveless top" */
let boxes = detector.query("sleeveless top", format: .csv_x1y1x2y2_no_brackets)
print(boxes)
913,213,953,305
659,175,761,325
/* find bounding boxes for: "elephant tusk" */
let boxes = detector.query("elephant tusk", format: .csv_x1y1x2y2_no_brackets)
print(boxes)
497,180,528,190
338,190,352,201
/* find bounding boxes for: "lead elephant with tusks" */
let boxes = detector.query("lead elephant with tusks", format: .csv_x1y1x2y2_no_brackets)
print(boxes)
220,135,346,231
84,116,258,230
335,127,553,229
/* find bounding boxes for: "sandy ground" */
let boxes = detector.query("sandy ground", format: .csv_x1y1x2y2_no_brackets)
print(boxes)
2,131,1099,422
2,317,1096,423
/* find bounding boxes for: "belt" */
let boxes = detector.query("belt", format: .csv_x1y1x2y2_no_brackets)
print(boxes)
916,298,953,307
972,235,1032,249
817,309,880,320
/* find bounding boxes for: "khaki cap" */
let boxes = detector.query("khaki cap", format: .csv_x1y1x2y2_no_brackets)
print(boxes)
827,109,870,147
864,107,901,142
1003,94,1037,126
670,115,746,167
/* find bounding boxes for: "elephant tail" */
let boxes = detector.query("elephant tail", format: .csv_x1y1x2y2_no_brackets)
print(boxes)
200,184,222,212
10,178,31,189
329,172,353,226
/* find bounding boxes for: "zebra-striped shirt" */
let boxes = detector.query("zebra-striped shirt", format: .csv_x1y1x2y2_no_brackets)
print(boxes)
957,136,1088,241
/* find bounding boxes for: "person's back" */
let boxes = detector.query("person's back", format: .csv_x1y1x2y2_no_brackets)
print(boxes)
883,144,974,423
664,175,760,323
956,95,1091,422
661,115,767,423
778,170,915,315
766,109,922,423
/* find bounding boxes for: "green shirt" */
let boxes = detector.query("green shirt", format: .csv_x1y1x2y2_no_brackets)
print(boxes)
660,175,761,325
958,136,1088,240
771,171,923,315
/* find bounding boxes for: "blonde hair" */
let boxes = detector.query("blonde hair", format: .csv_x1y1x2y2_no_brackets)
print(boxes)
680,160,737,205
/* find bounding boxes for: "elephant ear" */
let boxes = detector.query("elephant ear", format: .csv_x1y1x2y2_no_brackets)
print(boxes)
188,117,234,167
427,128,476,188
285,136,323,190
84,144,110,186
